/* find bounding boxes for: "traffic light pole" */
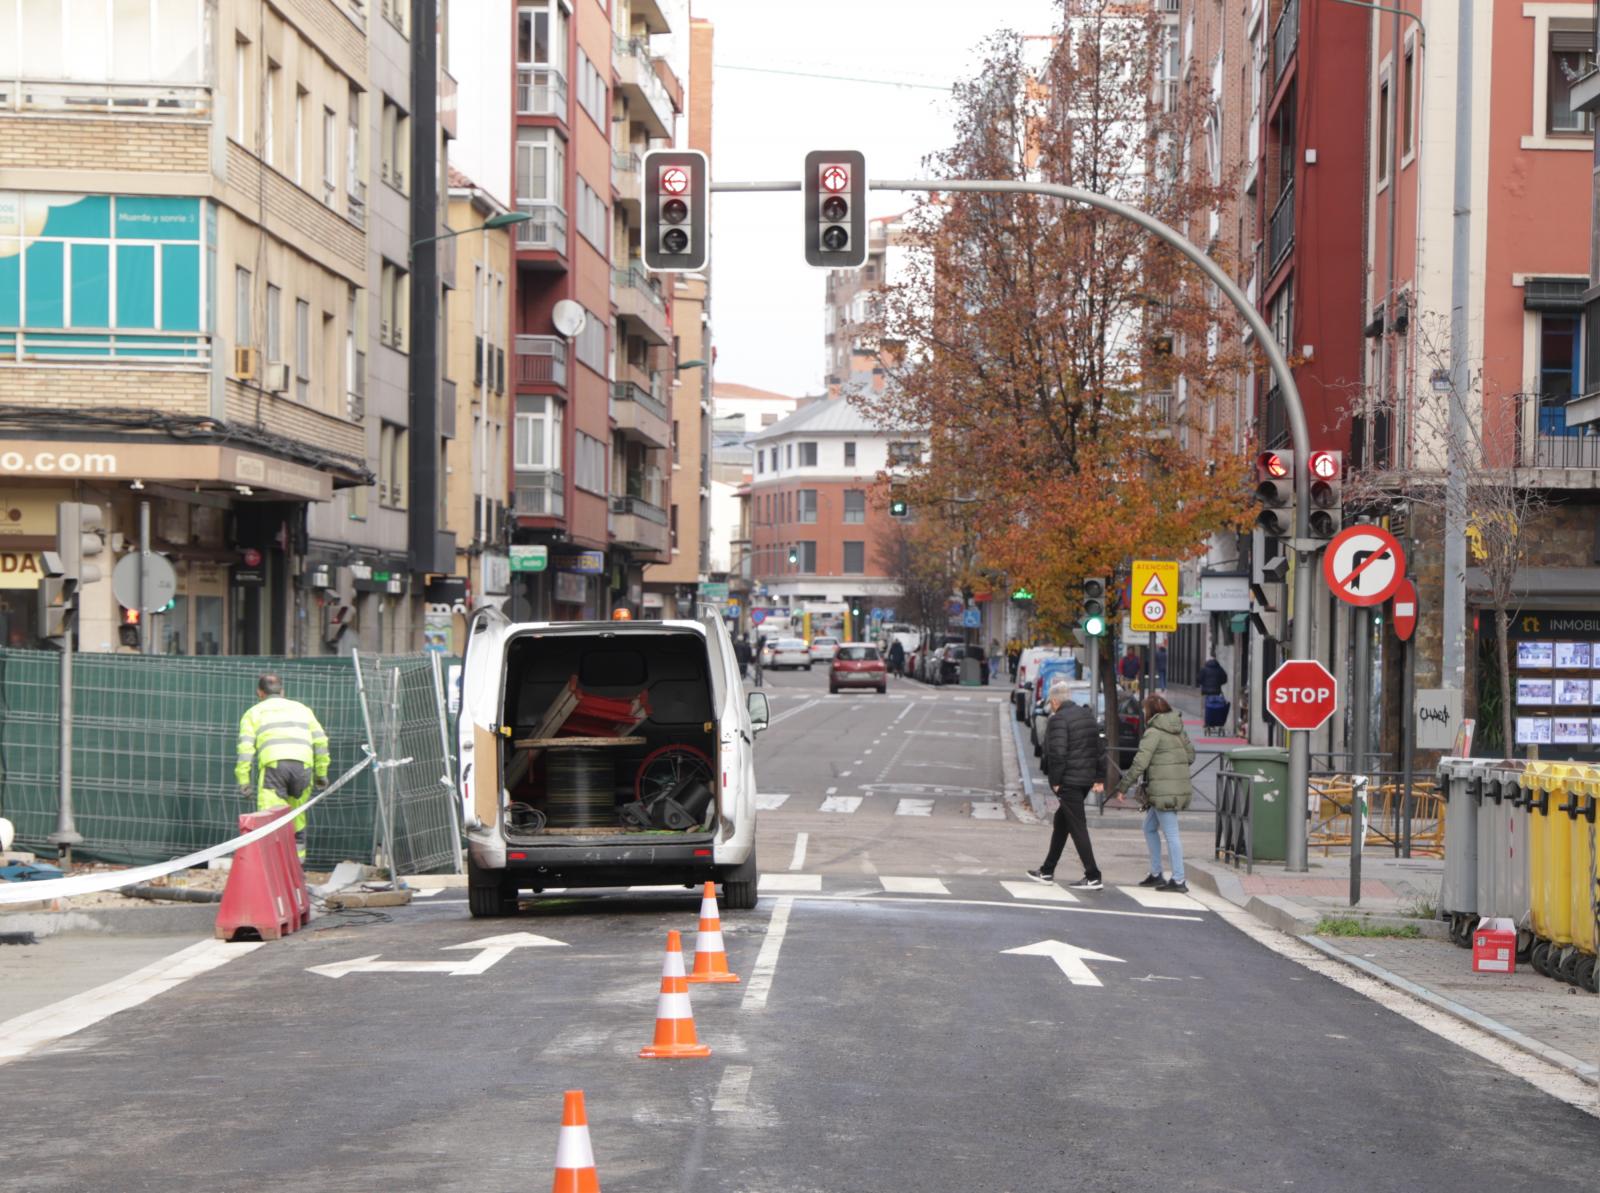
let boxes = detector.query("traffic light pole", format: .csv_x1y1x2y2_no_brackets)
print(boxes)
712,175,1319,869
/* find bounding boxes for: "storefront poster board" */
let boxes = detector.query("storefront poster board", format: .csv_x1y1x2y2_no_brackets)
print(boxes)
1516,717,1553,746
1516,678,1554,706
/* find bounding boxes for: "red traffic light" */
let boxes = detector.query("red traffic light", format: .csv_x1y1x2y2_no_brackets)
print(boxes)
1256,451,1289,480
659,164,690,195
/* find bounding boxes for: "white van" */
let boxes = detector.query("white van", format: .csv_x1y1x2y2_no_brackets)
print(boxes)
457,608,769,917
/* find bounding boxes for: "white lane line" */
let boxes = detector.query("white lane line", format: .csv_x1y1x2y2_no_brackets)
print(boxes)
788,832,809,872
880,876,950,895
741,895,795,1010
769,699,821,726
712,1064,755,1112
1000,879,1080,904
954,696,972,702
969,800,1006,820
756,792,791,811
1118,885,1209,912
0,939,263,1064
853,758,864,765
987,696,1003,703
789,892,1201,922
839,770,853,777
757,873,822,892
895,798,934,816
864,749,874,755
818,795,862,814
907,730,991,740
824,785,838,795
893,705,915,724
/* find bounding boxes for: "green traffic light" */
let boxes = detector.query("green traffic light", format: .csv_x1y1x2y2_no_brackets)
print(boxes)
1082,614,1106,637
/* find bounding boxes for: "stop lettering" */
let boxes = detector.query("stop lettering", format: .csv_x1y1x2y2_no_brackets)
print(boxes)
1265,660,1338,731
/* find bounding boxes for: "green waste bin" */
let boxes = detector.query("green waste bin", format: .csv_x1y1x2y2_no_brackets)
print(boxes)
1226,747,1291,862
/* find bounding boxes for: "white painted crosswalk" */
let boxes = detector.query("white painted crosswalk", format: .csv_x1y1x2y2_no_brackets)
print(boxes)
737,873,1208,912
998,879,1079,903
756,793,791,811
758,792,1007,819
1117,885,1208,912
818,795,863,814
894,798,934,816
879,876,951,895
968,800,1006,820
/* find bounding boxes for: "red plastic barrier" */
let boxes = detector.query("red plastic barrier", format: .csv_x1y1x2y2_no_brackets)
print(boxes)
214,809,307,941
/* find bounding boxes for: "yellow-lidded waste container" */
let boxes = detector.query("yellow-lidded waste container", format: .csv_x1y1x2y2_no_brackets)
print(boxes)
1528,762,1575,977
1562,767,1598,992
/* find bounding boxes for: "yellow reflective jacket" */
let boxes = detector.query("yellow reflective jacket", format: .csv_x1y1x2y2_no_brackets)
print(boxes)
235,696,330,788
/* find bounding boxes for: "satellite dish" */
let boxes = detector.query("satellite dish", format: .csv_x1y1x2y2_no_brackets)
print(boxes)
551,300,587,339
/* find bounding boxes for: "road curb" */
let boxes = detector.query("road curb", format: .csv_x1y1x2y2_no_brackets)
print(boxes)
999,707,1043,824
1300,934,1600,1088
0,904,218,938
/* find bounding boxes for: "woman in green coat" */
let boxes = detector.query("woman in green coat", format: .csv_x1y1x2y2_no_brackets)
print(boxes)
1114,693,1196,893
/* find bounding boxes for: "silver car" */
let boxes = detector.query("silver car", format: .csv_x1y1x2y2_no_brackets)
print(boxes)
770,637,812,670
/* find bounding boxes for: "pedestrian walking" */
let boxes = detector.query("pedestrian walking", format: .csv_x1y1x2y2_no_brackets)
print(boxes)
236,673,330,861
1154,642,1168,691
1113,693,1196,893
734,635,753,681
1118,646,1142,692
1006,637,1022,680
887,638,905,678
1199,653,1229,733
1027,681,1107,890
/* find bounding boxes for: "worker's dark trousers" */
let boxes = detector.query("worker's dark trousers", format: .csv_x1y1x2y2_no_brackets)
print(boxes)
1041,789,1100,880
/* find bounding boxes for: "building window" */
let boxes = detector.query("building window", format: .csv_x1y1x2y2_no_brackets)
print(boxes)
670,503,679,549
1375,74,1390,185
379,261,408,350
235,266,252,348
295,299,310,402
1400,45,1416,160
20,0,218,87
379,420,409,508
843,489,865,523
347,86,363,200
1538,314,1581,433
797,541,816,572
381,97,410,193
265,284,282,365
673,419,681,465
842,541,865,574
1550,29,1597,135
234,37,249,142
574,431,607,495
843,440,856,466
293,85,307,185
754,440,762,473
514,394,563,470
574,309,606,374
798,489,817,523
323,106,338,204
786,443,794,468
515,126,566,212
798,441,817,466
264,60,279,167
576,47,606,126
769,447,778,472
517,2,567,73
576,176,607,252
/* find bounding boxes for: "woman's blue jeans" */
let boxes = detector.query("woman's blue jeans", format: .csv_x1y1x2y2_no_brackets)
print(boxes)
1143,807,1185,883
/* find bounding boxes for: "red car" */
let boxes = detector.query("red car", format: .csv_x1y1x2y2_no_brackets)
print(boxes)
829,643,888,694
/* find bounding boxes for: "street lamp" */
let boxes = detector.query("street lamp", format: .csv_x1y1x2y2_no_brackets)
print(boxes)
410,209,534,256
675,358,708,373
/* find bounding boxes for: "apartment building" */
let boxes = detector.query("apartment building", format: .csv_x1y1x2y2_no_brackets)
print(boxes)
0,0,376,655
644,13,714,620
708,381,800,575
453,0,682,621
443,169,514,650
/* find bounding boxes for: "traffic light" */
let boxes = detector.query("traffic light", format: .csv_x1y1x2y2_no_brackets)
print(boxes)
37,554,72,642
1081,577,1108,638
58,501,105,583
1306,450,1343,539
642,149,709,272
888,481,909,519
1254,450,1295,538
787,547,799,567
118,606,141,649
804,149,867,269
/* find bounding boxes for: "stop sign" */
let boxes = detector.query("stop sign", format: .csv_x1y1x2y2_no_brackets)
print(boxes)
1265,659,1339,731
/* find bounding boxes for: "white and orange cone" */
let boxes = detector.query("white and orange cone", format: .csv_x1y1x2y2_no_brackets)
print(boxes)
639,929,712,1058
551,1089,601,1193
687,881,740,984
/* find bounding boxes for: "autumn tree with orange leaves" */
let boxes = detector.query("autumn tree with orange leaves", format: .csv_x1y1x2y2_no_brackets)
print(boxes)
854,3,1253,642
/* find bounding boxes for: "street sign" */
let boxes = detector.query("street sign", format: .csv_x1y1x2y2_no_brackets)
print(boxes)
111,552,177,612
1129,560,1179,633
1265,659,1339,731
1392,577,1418,642
509,545,548,573
962,607,981,628
750,609,767,625
1322,525,1406,608
945,598,965,618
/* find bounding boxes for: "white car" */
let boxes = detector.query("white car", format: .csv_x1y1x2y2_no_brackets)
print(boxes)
1013,646,1072,722
457,608,768,915
769,637,812,670
808,636,840,663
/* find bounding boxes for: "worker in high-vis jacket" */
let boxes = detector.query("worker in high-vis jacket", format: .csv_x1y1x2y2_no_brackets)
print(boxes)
236,673,330,859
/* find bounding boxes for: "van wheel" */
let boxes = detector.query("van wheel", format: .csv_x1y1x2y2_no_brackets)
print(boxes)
468,859,518,918
721,849,758,911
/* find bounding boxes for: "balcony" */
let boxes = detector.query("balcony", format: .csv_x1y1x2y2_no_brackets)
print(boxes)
1268,181,1294,272
515,203,567,258
441,377,456,439
0,326,211,366
347,179,367,229
613,263,670,346
609,495,670,557
4,79,210,116
629,0,671,33
611,379,670,448
1272,0,1298,84
438,68,458,138
515,335,568,388
515,469,566,518
516,67,567,117
613,150,643,217
1514,393,1600,483
613,35,674,138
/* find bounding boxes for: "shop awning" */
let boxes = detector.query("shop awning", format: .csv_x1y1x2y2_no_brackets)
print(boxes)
0,440,341,501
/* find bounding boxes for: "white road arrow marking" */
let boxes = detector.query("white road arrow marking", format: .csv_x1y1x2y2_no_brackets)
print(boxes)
306,932,566,979
1002,939,1126,987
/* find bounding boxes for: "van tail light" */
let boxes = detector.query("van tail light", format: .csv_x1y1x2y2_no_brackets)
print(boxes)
508,852,527,860
693,848,712,857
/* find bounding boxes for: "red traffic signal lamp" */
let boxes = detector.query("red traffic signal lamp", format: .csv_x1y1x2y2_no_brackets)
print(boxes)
643,149,709,272
805,150,867,269
1306,449,1343,539
1254,450,1295,538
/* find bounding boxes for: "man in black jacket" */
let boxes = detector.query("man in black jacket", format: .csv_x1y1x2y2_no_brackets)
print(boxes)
1027,681,1108,890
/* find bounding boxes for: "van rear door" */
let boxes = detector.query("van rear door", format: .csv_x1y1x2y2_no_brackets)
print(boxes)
459,606,511,829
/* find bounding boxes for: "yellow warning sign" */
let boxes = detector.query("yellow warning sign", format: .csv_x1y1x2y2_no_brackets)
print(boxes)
1130,560,1179,633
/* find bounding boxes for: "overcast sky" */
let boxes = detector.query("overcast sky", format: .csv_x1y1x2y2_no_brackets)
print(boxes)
687,0,1062,399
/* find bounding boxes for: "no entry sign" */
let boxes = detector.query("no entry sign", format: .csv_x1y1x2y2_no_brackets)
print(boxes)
1391,578,1418,642
1266,659,1339,731
1322,525,1406,608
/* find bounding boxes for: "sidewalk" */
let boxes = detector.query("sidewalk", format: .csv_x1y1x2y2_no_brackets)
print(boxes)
1184,843,1598,1087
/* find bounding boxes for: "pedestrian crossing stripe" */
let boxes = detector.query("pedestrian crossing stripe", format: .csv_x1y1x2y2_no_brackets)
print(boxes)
895,798,933,816
756,793,791,810
879,876,950,895
818,795,863,814
998,879,1079,903
1116,884,1206,912
736,874,1208,910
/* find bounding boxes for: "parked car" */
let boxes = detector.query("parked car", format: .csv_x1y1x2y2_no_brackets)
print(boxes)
809,635,841,663
769,637,812,670
829,643,887,694
1013,646,1072,722
457,608,766,916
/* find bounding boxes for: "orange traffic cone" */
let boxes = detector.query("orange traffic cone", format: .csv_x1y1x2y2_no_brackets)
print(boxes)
688,881,740,984
551,1089,601,1193
639,929,712,1058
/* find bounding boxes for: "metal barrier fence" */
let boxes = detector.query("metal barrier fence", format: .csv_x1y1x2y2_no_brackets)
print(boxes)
1213,769,1254,874
0,647,461,875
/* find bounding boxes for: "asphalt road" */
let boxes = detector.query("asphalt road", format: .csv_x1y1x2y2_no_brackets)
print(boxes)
3,666,1596,1192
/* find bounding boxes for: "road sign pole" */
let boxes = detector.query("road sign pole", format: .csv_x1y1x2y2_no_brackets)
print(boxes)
1350,595,1372,905
138,500,152,655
